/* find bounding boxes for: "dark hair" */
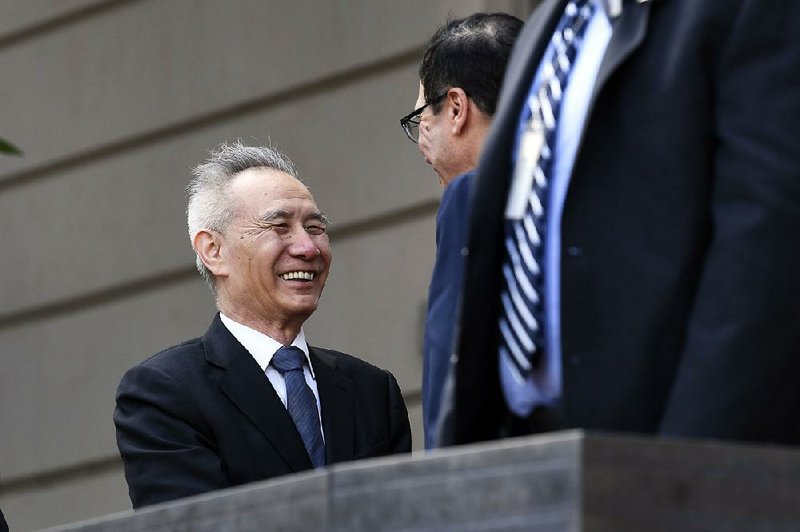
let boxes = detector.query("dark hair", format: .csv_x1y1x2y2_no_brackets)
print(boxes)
419,12,523,116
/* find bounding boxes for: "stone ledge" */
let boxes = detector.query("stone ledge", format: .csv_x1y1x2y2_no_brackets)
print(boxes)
45,431,800,532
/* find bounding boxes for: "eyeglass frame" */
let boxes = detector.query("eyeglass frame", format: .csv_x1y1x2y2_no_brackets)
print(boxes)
399,92,448,144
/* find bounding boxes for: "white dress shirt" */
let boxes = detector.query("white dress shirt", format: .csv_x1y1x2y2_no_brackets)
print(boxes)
219,313,324,436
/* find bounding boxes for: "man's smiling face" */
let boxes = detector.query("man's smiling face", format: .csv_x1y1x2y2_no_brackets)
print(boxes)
217,167,331,328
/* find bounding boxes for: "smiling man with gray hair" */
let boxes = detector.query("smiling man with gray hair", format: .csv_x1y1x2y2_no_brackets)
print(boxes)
114,141,411,508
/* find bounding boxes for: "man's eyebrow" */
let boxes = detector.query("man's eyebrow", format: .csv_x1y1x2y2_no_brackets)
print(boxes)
256,209,330,225
309,212,331,226
258,209,290,223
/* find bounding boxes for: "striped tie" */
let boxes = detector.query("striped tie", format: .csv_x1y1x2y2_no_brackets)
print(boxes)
499,0,596,390
271,346,326,468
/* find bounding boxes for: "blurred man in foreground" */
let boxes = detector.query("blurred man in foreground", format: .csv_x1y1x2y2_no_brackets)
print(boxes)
440,0,800,447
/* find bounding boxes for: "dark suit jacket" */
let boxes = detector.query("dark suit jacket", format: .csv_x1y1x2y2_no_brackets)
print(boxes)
449,0,800,445
114,314,411,508
422,171,473,449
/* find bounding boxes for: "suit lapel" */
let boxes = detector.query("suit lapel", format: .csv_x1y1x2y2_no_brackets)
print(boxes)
591,0,653,104
311,347,355,464
489,0,655,195
203,315,313,472
471,0,565,244
567,0,653,197
497,0,564,127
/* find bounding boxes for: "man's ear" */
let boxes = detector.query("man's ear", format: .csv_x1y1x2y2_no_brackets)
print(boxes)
446,87,471,136
193,229,229,279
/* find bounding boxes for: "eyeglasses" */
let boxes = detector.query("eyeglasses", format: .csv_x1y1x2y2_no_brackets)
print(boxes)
399,93,447,144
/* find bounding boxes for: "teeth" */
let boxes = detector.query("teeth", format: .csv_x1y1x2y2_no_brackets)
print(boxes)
281,271,314,281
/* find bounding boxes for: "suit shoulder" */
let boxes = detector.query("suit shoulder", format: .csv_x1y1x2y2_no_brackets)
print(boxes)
128,337,205,376
311,346,392,378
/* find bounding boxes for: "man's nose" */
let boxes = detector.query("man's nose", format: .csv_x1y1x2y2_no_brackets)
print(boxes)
288,229,321,258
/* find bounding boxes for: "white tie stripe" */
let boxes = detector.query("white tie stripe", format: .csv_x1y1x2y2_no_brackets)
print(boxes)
541,62,555,82
557,53,571,72
565,2,578,16
522,212,541,246
507,227,540,279
503,266,538,330
501,293,535,353
563,27,575,44
546,79,564,108
552,30,563,50
540,93,557,129
533,165,547,189
500,346,529,385
549,77,562,101
500,0,595,378
513,224,539,275
499,318,534,372
528,191,544,218
540,143,552,162
504,246,538,302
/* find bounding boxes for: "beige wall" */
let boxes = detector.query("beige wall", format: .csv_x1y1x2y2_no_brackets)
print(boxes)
0,1,534,529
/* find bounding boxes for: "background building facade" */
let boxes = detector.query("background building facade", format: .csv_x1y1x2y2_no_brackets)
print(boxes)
0,1,534,529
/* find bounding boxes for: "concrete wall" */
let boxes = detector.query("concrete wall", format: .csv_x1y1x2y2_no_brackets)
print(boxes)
0,1,535,530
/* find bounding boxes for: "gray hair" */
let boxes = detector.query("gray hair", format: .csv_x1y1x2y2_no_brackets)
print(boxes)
187,140,299,291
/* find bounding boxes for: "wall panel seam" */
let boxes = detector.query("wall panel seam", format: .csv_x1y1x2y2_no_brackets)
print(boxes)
0,0,140,50
0,454,121,495
0,46,424,193
0,198,439,330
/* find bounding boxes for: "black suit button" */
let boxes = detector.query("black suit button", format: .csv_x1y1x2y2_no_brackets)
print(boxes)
568,354,582,366
461,246,469,257
567,246,583,257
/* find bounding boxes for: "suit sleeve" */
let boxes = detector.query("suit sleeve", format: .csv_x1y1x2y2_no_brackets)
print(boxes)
659,0,800,441
386,371,413,454
114,363,228,508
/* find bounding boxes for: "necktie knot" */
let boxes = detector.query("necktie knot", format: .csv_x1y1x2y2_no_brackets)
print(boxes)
272,346,306,374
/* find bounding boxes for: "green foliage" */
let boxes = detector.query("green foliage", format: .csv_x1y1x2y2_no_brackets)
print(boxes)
0,137,22,155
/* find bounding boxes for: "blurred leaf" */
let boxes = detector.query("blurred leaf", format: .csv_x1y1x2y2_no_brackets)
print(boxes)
0,137,22,155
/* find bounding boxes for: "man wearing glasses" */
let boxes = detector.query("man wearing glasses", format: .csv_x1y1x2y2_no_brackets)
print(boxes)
400,13,522,448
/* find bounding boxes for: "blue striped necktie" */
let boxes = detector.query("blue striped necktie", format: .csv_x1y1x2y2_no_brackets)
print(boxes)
499,0,596,408
271,346,326,468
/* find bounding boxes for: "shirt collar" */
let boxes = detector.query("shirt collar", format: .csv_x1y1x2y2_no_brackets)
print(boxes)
219,313,315,378
599,0,653,20
599,0,620,19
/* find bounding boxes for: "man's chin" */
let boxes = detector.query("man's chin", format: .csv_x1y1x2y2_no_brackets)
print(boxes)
283,298,319,318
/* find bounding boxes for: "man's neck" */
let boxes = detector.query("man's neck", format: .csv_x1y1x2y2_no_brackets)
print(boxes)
217,305,303,346
440,114,489,187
